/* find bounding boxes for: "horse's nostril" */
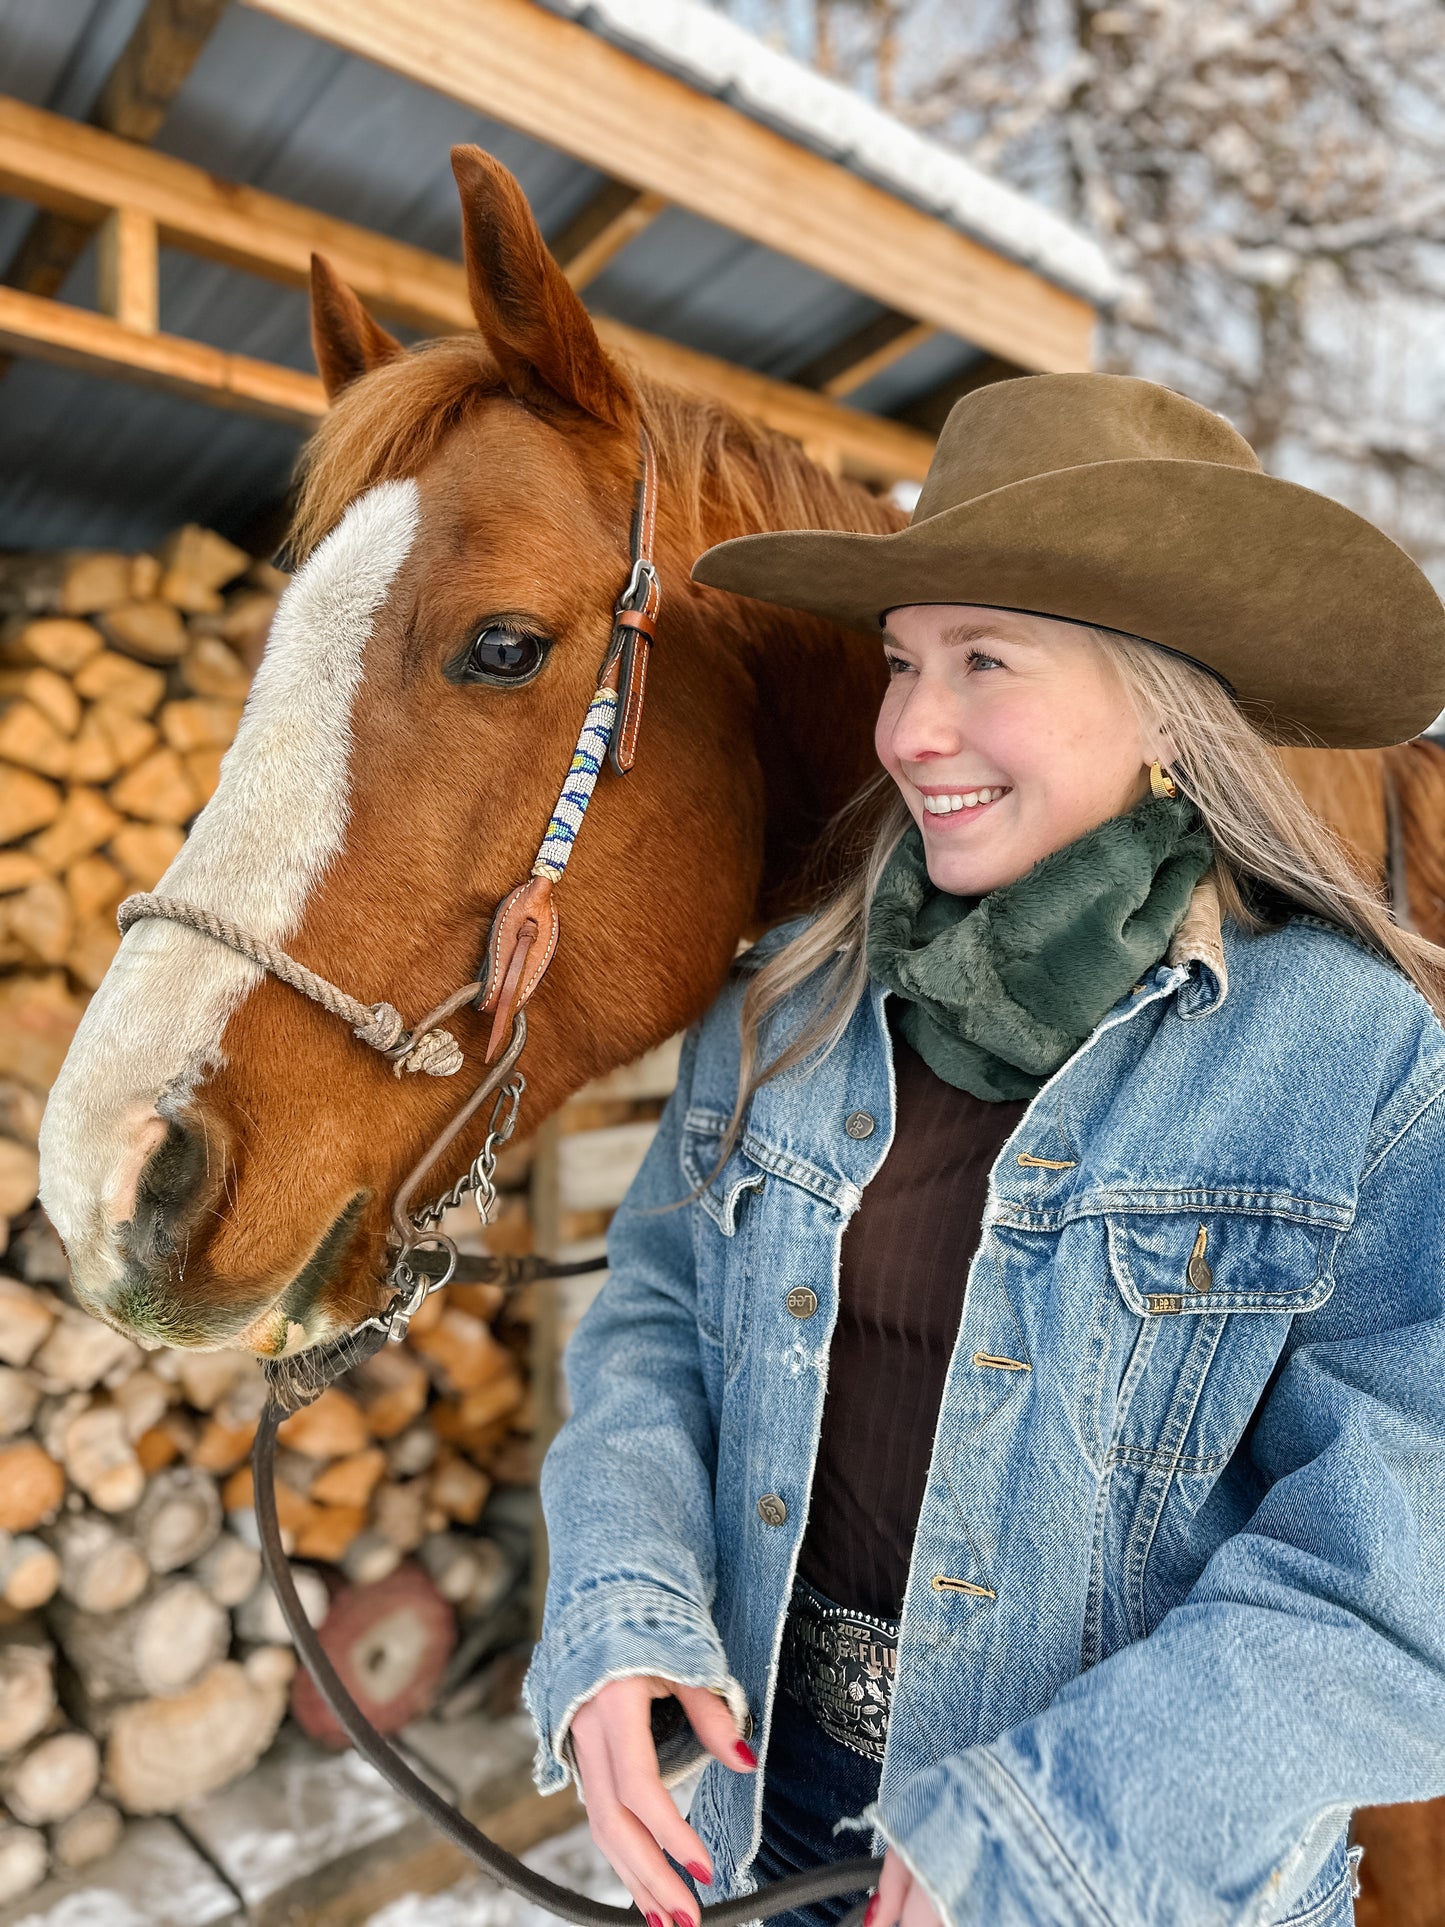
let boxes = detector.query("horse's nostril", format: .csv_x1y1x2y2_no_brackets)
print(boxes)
127,1116,211,1262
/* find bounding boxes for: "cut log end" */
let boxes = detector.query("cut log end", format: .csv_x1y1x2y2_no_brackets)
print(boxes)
290,1563,456,1748
104,1661,287,1815
0,1640,56,1758
48,1797,122,1870
2,1729,101,1826
0,1821,48,1903
51,1577,229,1703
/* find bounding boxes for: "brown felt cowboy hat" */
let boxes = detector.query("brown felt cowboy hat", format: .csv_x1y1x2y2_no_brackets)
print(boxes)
691,372,1445,749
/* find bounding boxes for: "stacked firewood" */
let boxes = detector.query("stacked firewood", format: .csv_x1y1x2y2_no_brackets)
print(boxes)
0,533,539,1903
0,1207,538,1900
0,526,279,1252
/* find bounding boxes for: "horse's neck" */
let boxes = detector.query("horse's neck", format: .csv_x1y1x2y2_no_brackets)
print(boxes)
734,602,886,919
676,440,894,920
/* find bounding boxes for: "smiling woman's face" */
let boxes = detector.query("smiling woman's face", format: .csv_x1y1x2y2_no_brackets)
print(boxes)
875,604,1160,896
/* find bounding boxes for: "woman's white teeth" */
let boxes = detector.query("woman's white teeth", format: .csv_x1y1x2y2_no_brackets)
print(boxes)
922,787,1009,814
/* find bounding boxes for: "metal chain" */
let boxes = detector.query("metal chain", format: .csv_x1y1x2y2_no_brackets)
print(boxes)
413,1075,526,1233
371,1071,526,1344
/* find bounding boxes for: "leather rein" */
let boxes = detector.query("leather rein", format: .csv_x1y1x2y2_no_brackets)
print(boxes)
115,425,881,1926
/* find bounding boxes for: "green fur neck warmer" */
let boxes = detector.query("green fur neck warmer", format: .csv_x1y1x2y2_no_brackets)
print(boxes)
866,793,1215,1101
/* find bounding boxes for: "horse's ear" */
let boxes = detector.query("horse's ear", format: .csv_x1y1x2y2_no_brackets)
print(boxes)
451,145,636,433
309,254,404,400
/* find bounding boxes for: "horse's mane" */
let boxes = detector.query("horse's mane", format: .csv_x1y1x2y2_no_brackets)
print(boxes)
289,333,901,561
1390,738,1445,946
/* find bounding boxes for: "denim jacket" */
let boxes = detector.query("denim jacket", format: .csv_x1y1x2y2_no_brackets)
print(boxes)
523,879,1445,1927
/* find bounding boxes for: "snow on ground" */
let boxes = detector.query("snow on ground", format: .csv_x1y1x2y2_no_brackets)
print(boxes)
363,1819,629,1927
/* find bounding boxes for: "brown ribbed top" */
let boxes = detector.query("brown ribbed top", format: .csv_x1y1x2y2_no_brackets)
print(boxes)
797,1016,1028,1619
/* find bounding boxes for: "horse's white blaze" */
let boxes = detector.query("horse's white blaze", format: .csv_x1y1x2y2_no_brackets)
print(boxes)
39,481,420,1299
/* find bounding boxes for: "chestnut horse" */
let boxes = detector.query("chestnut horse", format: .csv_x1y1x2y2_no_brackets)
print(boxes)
36,148,1443,1924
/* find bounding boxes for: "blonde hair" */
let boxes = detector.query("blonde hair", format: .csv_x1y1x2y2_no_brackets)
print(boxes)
720,623,1445,1155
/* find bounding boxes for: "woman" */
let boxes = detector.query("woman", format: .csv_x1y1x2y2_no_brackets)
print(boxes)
522,374,1445,1927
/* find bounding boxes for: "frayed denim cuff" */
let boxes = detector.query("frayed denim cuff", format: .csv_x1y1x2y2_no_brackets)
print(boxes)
867,1748,1112,1927
523,1582,748,1796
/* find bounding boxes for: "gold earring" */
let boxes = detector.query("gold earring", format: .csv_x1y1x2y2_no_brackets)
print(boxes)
1149,759,1178,799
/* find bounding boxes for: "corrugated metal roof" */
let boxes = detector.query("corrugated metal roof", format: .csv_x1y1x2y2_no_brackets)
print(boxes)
0,0,1113,550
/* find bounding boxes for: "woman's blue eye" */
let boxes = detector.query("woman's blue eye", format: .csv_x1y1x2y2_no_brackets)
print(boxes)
884,653,914,676
966,648,1004,670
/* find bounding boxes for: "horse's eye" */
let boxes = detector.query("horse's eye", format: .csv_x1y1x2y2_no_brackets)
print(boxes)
462,626,548,685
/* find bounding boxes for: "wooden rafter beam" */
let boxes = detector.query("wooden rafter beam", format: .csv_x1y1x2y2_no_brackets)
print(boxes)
0,98,934,483
0,285,324,424
89,0,232,139
0,96,474,336
0,282,932,483
598,319,933,484
549,180,668,291
799,310,939,399
1,0,227,307
241,0,1097,374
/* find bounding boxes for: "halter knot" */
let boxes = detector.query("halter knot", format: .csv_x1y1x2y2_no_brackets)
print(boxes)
354,1002,406,1051
394,1027,465,1079
353,1004,462,1077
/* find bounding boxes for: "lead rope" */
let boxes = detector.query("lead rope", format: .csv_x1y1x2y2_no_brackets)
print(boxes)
118,422,881,1923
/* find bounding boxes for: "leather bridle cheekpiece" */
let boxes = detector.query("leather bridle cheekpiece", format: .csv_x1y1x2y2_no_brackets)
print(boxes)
115,426,883,1927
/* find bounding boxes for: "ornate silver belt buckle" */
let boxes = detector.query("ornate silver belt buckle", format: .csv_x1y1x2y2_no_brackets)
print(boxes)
781,1582,898,1765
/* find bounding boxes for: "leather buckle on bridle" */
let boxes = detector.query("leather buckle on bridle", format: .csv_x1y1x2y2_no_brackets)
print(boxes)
608,556,659,777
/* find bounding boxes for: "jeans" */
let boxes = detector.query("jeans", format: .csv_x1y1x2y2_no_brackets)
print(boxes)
750,1684,882,1927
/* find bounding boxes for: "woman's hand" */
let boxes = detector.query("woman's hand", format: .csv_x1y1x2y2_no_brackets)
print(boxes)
868,1847,947,1927
570,1675,757,1927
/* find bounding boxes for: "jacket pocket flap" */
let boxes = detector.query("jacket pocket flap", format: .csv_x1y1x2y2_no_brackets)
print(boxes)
680,1110,765,1236
681,1106,854,1224
1106,1209,1341,1315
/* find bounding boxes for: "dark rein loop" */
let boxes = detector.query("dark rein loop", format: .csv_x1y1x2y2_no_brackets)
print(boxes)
126,423,882,1922
256,1404,879,1926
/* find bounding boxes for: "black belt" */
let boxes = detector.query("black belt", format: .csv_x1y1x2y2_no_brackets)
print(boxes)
780,1578,898,1765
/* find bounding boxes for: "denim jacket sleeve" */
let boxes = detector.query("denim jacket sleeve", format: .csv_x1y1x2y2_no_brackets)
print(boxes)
873,1073,1445,1927
522,1025,749,1793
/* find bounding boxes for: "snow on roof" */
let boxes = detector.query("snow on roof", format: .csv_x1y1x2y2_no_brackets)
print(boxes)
544,0,1121,308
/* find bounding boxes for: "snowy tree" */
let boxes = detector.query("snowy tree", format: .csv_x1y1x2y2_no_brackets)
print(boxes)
718,0,1445,572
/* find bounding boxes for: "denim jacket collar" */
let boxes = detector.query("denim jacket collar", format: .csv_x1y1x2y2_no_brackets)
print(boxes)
1166,867,1228,1011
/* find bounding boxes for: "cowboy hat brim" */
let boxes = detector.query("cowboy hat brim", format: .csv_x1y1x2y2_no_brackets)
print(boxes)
690,457,1445,749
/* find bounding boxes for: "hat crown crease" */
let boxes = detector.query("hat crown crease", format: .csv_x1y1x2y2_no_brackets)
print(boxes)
912,373,1260,522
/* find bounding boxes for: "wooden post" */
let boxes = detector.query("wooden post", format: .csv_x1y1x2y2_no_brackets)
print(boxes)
96,207,159,335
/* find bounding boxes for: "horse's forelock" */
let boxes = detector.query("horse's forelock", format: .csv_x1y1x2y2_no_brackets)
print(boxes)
291,336,502,562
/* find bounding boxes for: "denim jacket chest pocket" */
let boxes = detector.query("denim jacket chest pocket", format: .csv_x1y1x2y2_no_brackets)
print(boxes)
679,1108,767,1378
1091,1204,1348,1467
1051,1200,1352,1664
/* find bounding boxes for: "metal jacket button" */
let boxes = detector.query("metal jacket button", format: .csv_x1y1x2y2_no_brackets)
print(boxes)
785,1286,818,1319
757,1494,787,1527
844,1110,875,1139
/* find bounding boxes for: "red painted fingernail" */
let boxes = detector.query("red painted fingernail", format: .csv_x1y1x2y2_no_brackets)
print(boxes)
686,1862,713,1886
735,1740,758,1768
864,1898,879,1927
673,1913,696,1927
647,1914,665,1927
